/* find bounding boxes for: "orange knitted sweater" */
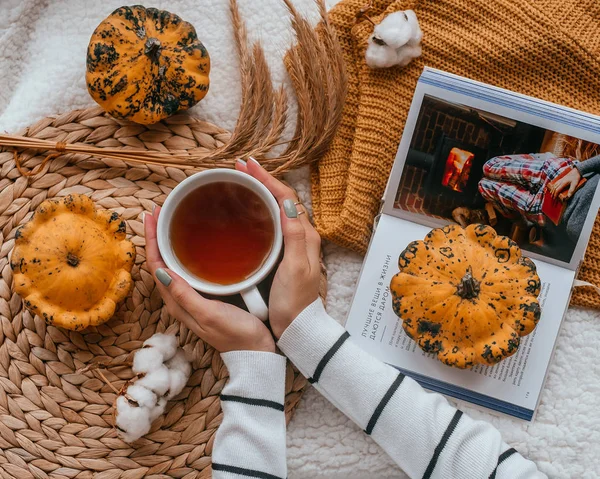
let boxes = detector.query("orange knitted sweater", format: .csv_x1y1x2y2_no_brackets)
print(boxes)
313,0,600,308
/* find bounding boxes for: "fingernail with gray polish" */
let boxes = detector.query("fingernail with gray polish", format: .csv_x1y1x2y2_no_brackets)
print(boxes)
283,199,298,218
237,158,247,167
156,268,172,286
152,204,156,215
249,157,260,166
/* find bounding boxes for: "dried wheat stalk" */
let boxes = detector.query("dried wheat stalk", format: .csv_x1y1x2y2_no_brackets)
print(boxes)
0,0,346,177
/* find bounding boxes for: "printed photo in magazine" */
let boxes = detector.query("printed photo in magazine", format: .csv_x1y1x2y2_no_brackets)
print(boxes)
392,94,600,264
344,68,600,421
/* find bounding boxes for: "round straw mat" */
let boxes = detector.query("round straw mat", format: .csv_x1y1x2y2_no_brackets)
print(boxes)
0,106,325,479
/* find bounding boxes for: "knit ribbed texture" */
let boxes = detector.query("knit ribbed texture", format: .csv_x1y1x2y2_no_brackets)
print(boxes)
312,0,600,308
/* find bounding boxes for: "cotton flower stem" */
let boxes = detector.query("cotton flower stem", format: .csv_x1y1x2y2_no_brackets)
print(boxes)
95,367,138,435
96,369,122,395
96,368,136,405
356,1,376,26
76,359,132,374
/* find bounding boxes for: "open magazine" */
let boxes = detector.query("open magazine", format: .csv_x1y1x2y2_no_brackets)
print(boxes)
344,68,600,421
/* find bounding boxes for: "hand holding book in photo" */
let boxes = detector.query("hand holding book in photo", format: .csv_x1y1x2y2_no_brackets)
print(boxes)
546,167,585,200
542,167,587,226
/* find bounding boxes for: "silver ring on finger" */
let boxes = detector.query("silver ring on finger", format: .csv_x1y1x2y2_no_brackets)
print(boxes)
294,201,306,215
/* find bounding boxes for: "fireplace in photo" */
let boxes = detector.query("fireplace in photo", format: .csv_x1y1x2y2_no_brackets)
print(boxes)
394,95,547,219
441,147,475,192
411,134,488,212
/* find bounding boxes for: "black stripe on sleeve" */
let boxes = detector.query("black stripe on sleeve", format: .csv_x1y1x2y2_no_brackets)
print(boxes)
364,372,405,435
488,448,518,479
308,331,350,384
212,463,284,479
422,410,463,479
220,395,285,412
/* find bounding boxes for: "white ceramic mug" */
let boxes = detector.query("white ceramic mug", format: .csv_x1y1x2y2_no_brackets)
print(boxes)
157,169,283,321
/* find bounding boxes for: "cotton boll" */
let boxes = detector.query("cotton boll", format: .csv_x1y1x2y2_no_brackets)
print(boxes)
166,370,189,400
132,346,164,374
115,395,152,443
126,384,158,410
374,12,412,48
165,350,192,378
142,333,178,361
135,366,171,396
165,350,192,399
149,397,168,422
395,43,422,67
365,43,401,69
365,10,422,69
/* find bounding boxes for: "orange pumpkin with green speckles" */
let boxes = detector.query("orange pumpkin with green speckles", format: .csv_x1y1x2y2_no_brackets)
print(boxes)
390,224,541,369
86,5,210,124
10,194,135,331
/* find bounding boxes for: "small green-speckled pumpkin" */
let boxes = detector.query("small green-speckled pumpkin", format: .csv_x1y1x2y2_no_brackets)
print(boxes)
10,194,135,331
390,224,541,369
86,5,210,124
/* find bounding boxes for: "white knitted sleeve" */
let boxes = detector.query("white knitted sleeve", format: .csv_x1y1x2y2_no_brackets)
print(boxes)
212,351,287,479
278,298,547,479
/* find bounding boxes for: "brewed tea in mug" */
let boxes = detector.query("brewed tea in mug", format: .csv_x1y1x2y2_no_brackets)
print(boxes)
170,181,275,285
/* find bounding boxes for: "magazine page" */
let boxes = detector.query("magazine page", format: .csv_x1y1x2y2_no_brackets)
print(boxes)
344,214,575,421
382,68,600,270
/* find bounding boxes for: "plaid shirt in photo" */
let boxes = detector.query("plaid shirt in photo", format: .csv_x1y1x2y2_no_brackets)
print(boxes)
478,153,575,225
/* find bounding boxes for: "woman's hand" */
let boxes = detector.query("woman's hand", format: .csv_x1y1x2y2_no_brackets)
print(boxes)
547,167,582,200
235,158,322,339
144,208,276,353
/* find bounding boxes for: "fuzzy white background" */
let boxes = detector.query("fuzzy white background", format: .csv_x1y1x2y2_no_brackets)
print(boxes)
1,0,599,477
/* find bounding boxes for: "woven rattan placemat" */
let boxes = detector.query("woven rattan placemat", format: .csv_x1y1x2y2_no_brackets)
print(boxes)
0,107,325,479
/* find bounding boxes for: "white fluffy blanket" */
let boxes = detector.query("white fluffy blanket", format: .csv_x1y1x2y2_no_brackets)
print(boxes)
1,0,599,477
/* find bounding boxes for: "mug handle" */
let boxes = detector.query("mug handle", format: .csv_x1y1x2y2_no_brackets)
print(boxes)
240,287,269,321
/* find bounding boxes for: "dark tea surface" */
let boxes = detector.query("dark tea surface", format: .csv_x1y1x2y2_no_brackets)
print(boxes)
170,182,275,285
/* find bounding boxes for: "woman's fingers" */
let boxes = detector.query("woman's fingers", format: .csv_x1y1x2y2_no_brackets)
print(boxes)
280,206,308,268
290,201,321,270
294,199,316,233
280,207,320,275
144,207,167,273
567,178,579,197
303,217,322,273
156,268,223,329
161,289,206,337
548,180,560,199
554,178,568,198
246,157,297,204
235,158,249,174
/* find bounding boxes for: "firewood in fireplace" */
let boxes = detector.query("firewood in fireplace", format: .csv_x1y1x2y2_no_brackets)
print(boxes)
485,203,498,226
451,206,488,227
